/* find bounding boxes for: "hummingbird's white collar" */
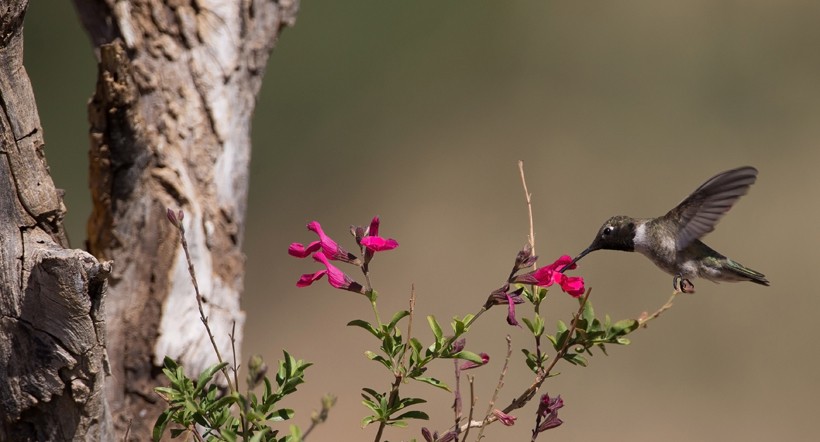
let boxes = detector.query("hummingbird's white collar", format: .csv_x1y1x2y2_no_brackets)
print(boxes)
634,221,649,251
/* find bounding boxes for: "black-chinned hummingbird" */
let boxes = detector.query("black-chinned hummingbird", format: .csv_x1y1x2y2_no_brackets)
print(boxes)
565,166,769,293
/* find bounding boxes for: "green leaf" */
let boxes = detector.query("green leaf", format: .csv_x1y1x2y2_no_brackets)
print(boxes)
451,351,484,364
366,289,379,303
610,319,639,336
195,362,230,393
564,353,588,367
268,408,295,421
347,319,381,338
288,424,303,442
152,410,172,441
393,410,430,421
205,392,239,412
413,376,451,391
427,316,443,341
581,298,595,323
248,428,270,442
396,397,427,408
361,415,378,428
361,388,381,401
364,351,392,369
388,310,410,330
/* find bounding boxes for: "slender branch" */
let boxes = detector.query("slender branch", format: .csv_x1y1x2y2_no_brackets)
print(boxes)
476,335,513,440
518,160,536,260
638,290,680,328
175,215,236,394
398,285,416,369
453,359,462,442
229,321,247,436
518,161,548,372
461,376,476,442
373,374,403,442
303,395,336,441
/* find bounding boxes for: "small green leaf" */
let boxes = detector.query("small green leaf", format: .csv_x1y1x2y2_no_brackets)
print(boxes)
195,362,229,393
393,410,430,421
347,319,381,338
413,376,451,391
564,353,588,367
388,310,410,330
451,351,484,364
268,408,295,421
610,319,639,336
361,415,378,428
581,298,595,323
248,428,270,442
427,316,443,341
288,424,303,442
152,410,172,441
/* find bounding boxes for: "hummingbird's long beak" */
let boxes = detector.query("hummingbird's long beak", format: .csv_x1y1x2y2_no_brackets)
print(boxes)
559,246,594,274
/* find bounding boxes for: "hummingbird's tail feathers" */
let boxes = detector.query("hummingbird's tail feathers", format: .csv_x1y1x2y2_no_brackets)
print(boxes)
726,259,770,286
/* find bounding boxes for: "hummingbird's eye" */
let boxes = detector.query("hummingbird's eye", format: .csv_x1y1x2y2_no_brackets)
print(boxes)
603,226,613,236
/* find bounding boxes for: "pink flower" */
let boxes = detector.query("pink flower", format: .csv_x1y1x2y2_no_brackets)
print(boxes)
512,255,586,298
492,409,517,426
459,353,490,370
534,393,564,435
360,236,399,252
295,252,364,294
288,241,321,258
484,285,525,327
362,216,399,253
289,221,360,264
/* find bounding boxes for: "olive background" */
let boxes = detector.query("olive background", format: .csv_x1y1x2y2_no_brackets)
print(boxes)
26,2,819,441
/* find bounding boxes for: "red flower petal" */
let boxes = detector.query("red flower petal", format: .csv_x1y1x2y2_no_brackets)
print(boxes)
361,236,399,252
296,269,327,287
288,241,321,258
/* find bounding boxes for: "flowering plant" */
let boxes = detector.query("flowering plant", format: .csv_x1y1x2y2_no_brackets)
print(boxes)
153,164,683,442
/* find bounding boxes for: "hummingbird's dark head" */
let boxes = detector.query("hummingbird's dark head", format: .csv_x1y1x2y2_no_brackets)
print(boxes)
560,216,637,273
588,215,637,253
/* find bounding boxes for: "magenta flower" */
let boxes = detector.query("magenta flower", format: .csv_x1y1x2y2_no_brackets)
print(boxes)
492,409,517,426
459,352,490,370
361,216,399,254
512,255,586,298
533,393,564,436
295,252,364,294
360,236,399,252
421,428,455,442
288,241,321,258
484,285,525,326
289,221,360,264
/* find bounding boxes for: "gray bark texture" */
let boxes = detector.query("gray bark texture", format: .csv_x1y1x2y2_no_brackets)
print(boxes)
1,1,113,440
0,0,298,440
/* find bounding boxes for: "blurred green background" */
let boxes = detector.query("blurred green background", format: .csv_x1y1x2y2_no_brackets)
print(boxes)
26,1,819,441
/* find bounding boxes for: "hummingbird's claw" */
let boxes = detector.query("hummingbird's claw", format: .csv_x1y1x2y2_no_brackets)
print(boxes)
673,275,696,294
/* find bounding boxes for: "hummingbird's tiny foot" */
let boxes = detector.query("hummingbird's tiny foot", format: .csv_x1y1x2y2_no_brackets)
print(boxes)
673,275,696,293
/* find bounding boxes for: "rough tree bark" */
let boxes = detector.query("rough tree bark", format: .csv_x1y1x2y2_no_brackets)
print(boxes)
1,0,298,440
1,1,112,440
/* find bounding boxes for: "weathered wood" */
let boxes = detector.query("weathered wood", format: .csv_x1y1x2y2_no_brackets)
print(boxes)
1,1,113,439
72,0,299,438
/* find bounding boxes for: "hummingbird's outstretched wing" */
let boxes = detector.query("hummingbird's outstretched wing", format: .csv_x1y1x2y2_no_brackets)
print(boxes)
663,166,758,250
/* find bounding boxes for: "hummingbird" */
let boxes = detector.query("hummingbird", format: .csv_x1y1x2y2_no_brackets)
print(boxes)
564,166,769,293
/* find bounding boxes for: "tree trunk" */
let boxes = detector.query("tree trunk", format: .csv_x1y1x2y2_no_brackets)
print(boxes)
1,0,298,439
1,1,112,440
